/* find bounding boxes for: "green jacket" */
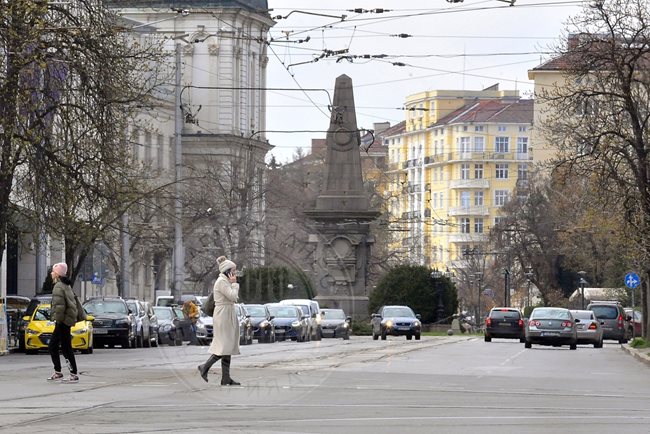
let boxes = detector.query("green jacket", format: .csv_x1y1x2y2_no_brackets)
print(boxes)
51,277,78,327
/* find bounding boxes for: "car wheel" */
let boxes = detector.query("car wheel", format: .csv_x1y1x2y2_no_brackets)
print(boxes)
151,335,159,347
519,337,526,343
344,334,350,340
594,341,602,349
381,330,387,340
619,338,628,344
315,328,322,341
406,334,413,340
175,334,182,346
484,335,492,342
415,333,421,340
144,334,151,348
524,341,532,349
136,335,143,348
19,336,25,352
570,343,577,350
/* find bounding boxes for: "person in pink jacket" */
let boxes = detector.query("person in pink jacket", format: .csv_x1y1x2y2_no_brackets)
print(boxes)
197,256,241,385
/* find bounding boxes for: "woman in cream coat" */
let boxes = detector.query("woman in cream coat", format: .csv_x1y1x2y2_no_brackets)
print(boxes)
197,256,241,385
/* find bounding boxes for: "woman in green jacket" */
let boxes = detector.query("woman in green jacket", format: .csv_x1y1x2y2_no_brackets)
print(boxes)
47,262,79,383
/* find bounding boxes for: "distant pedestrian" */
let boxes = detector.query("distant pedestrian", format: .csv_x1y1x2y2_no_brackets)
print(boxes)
197,256,241,385
47,262,79,383
182,299,199,345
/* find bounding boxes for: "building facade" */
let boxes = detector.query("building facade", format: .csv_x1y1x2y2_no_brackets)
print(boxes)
387,86,533,275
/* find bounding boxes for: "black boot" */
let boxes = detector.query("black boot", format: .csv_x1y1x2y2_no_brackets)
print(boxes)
197,355,220,382
220,356,240,386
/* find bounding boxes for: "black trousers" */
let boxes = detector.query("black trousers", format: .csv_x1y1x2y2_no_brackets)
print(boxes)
49,322,77,375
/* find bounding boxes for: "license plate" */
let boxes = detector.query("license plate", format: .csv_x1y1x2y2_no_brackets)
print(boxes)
499,322,511,326
396,327,410,331
275,329,285,334
94,328,108,334
541,331,559,337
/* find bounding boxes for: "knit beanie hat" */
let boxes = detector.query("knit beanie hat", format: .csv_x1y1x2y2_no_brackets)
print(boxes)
217,256,236,274
52,262,68,277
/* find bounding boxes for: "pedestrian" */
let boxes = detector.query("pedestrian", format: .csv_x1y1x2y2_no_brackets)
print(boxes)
197,256,241,385
182,299,199,345
47,262,79,383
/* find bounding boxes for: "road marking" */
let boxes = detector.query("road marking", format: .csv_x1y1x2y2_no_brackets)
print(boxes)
500,348,526,366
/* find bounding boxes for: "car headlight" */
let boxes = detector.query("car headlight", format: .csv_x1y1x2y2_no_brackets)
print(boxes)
385,320,393,328
26,328,39,335
413,321,421,328
196,323,206,330
73,328,88,335
291,321,300,327
342,322,349,328
161,324,171,332
260,320,269,328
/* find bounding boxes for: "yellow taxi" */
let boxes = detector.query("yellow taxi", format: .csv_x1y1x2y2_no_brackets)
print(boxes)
23,304,94,354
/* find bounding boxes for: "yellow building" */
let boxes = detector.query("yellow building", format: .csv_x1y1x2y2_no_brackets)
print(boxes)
386,86,533,272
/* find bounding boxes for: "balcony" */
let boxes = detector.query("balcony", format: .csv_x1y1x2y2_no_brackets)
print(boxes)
447,205,489,216
448,233,489,243
449,179,490,189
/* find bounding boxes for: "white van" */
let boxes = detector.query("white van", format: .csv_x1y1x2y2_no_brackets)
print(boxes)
279,299,322,340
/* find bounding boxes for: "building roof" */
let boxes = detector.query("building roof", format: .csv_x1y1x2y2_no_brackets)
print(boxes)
105,0,268,12
361,121,406,153
433,99,533,127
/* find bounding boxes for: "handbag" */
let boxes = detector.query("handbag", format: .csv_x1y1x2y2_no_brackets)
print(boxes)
75,295,88,322
201,292,214,316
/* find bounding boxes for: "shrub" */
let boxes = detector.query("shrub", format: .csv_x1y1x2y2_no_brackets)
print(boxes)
351,320,372,336
629,337,649,348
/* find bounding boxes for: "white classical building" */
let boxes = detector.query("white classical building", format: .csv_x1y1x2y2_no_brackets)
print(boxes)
0,1,275,302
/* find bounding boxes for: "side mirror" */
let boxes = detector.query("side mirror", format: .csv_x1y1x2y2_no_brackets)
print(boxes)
416,314,422,320
301,315,308,320
268,315,275,321
86,315,95,321
128,309,133,315
22,315,30,321
600,321,605,325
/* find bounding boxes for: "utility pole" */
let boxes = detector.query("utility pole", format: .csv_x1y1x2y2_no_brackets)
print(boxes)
504,268,510,306
173,42,184,302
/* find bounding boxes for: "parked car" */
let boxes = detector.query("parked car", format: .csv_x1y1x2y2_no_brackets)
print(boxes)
153,306,183,345
319,308,351,339
16,295,52,352
243,304,276,343
484,307,525,342
265,303,308,342
236,304,254,345
5,295,31,351
279,299,322,340
371,305,422,340
570,309,604,348
524,307,577,350
195,311,213,345
22,303,94,354
83,297,136,349
125,299,151,348
142,301,159,347
587,301,630,343
172,306,193,343
624,308,643,338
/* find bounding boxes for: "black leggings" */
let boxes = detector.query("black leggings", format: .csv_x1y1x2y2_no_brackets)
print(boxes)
49,322,77,375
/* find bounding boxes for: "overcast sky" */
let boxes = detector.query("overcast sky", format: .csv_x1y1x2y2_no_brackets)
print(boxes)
263,0,584,163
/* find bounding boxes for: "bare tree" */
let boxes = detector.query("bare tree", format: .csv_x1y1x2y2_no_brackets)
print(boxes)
536,0,650,336
1,0,168,282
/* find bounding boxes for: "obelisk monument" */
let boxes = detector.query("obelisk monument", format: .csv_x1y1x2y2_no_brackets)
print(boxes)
304,74,379,319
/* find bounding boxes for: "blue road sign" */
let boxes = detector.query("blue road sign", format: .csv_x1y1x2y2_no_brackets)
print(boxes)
625,272,640,289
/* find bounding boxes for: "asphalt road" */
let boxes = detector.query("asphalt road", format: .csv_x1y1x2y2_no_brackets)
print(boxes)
0,336,649,433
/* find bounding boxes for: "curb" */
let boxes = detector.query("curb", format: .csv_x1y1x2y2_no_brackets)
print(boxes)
621,344,650,367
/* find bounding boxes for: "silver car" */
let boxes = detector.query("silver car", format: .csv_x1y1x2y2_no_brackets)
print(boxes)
570,309,603,348
524,307,578,350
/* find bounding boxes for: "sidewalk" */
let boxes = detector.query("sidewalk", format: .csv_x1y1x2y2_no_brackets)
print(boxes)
621,344,650,367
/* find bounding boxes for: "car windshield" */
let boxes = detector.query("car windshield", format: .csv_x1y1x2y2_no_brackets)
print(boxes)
383,307,414,318
84,300,127,315
530,308,570,320
571,310,594,320
153,308,173,320
267,306,299,318
174,309,184,320
245,306,266,317
590,305,618,320
126,302,138,312
322,310,346,320
490,310,520,320
34,307,52,321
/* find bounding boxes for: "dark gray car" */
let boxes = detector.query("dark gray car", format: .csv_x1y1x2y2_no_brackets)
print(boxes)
587,301,630,343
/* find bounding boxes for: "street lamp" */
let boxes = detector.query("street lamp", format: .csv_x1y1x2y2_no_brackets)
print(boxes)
503,268,510,306
524,266,533,308
578,270,587,309
431,268,443,323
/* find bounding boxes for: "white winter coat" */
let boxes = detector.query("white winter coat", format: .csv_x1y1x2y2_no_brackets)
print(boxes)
207,273,240,356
